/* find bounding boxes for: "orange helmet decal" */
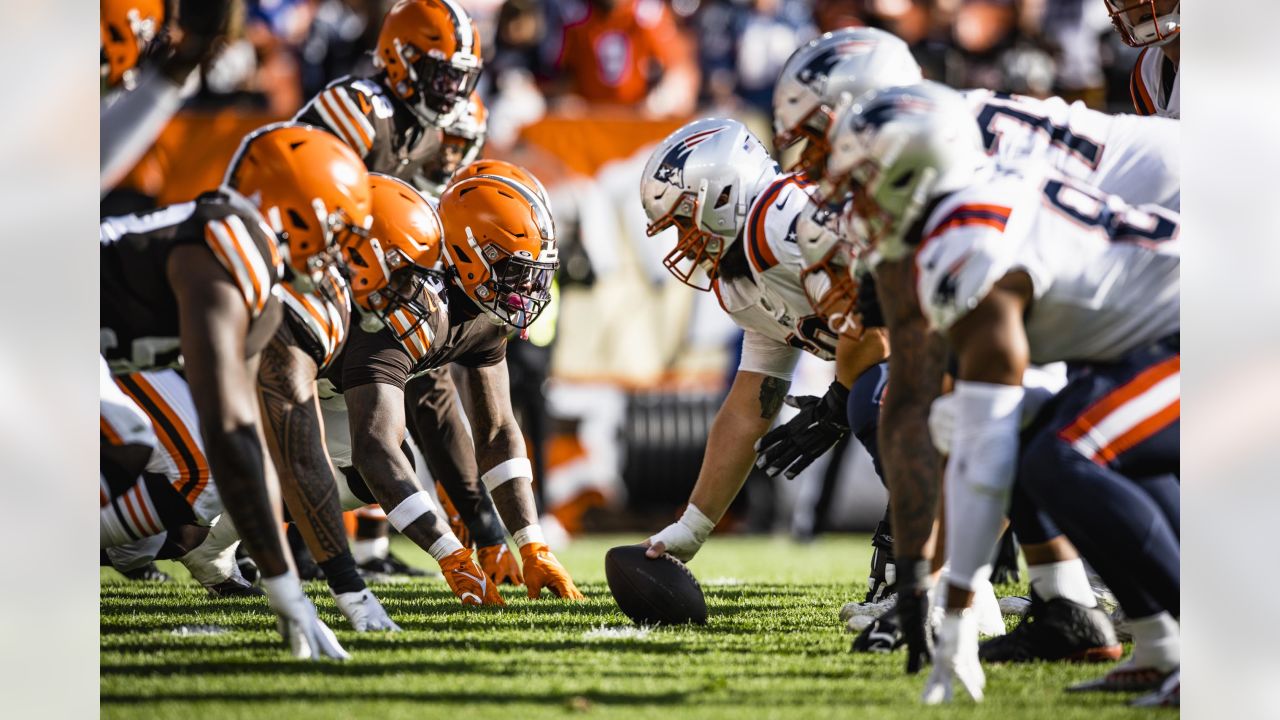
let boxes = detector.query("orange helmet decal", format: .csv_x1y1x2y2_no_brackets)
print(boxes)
101,0,166,89
438,175,558,329
224,123,373,287
376,0,484,125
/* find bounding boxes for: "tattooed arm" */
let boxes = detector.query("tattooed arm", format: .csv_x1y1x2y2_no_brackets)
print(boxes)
875,257,948,563
256,323,349,563
684,370,789,522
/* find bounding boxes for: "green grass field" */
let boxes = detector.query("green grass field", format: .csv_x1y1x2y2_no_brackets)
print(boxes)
101,535,1163,719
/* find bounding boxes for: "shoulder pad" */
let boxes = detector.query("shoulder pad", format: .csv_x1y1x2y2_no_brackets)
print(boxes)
744,175,813,274
201,202,283,318
915,193,1018,332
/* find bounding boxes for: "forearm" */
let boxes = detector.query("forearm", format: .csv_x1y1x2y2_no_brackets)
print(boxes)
478,423,539,535
259,376,348,563
835,327,890,388
690,372,785,522
203,422,290,577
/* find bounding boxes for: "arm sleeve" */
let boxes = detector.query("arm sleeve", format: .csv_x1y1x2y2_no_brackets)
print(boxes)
100,68,191,196
737,329,802,381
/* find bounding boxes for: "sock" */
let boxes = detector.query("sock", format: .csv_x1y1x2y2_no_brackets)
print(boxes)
352,536,389,564
1127,612,1180,671
1028,559,1098,608
319,551,366,595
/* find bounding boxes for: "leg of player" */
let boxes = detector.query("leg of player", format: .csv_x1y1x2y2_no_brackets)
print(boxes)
171,245,346,660
463,361,582,600
345,381,502,606
404,370,518,585
258,333,399,630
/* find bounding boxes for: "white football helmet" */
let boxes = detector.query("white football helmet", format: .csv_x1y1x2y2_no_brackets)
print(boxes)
1104,0,1179,48
773,27,922,180
641,118,779,290
795,205,863,339
825,81,988,265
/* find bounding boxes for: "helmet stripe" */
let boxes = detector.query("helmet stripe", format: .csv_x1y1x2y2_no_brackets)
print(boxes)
438,0,473,55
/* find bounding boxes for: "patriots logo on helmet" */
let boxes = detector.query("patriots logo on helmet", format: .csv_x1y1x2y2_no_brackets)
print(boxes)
796,41,874,89
654,127,724,187
854,94,936,133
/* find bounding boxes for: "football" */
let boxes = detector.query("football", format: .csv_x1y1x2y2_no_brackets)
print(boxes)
605,545,708,626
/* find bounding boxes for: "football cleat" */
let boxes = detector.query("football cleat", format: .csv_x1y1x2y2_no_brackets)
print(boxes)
439,548,504,606
851,602,906,653
205,574,265,598
979,591,1122,663
121,562,171,583
1068,661,1174,694
236,545,260,585
1131,668,1179,707
358,551,430,581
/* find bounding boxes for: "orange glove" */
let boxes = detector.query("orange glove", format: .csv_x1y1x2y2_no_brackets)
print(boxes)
520,543,584,600
438,548,504,606
478,543,524,586
435,482,471,548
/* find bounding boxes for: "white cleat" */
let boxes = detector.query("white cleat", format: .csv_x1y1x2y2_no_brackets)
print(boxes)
334,588,401,632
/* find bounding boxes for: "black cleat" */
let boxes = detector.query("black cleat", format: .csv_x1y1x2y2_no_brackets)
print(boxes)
205,575,265,598
851,603,906,654
979,590,1122,663
235,545,259,585
358,551,428,579
121,562,171,583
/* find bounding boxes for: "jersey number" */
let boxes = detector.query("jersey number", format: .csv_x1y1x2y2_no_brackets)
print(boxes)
1042,179,1177,245
977,96,1104,170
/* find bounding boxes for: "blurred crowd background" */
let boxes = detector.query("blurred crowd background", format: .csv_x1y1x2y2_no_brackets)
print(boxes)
108,0,1144,542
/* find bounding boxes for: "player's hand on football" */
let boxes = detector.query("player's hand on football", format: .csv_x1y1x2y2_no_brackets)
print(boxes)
333,587,401,632
478,543,523,586
521,543,585,600
754,381,851,480
264,573,350,661
922,611,985,704
439,548,505,606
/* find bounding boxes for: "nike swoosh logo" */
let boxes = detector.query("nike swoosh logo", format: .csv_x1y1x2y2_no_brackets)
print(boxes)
775,199,788,211
456,569,488,594
461,592,481,604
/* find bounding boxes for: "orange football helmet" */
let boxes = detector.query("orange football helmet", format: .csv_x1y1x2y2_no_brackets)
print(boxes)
377,0,483,126
438,175,558,329
101,0,167,89
224,123,373,288
346,173,443,315
448,158,550,208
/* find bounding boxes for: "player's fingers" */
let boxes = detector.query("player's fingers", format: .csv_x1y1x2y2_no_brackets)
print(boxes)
645,541,667,559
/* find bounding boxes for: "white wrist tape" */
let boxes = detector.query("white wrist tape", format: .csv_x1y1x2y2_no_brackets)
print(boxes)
944,381,1024,592
513,524,546,548
262,570,305,611
427,534,464,561
480,457,533,492
386,491,436,532
647,503,716,562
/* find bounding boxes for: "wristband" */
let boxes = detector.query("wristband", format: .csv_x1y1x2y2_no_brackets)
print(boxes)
427,534,465,561
513,524,545,548
386,491,436,532
679,503,716,544
480,458,533,491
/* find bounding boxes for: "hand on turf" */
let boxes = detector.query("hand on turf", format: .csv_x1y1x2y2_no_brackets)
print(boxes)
333,587,401,632
754,381,851,480
439,548,505,606
898,588,935,674
436,482,471,549
521,543,585,600
922,611,985,704
478,543,523,586
265,576,350,660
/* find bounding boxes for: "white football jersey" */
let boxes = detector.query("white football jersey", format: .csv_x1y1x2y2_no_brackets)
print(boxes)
715,174,838,373
916,166,1179,365
962,89,1179,211
1130,46,1179,119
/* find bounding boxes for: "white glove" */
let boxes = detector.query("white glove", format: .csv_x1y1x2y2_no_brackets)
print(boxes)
263,572,351,660
333,587,401,632
922,610,985,704
928,393,958,454
646,504,715,563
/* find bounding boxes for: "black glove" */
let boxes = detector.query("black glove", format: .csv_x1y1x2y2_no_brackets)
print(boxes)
897,558,935,674
865,519,896,603
753,380,850,480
